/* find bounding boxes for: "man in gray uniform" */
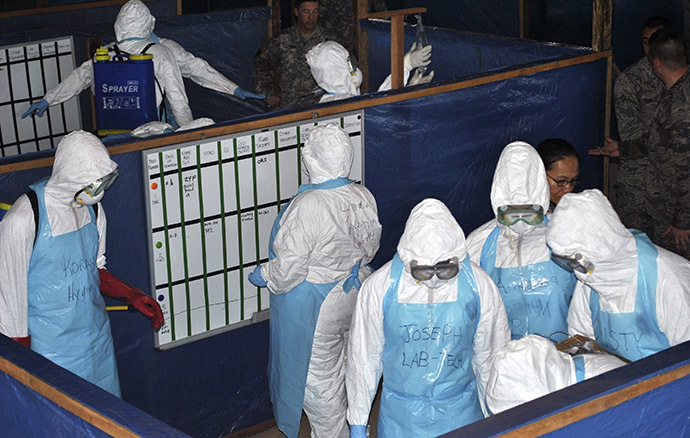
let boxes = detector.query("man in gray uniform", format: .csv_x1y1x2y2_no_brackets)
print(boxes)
591,17,672,235
253,0,336,110
646,28,690,259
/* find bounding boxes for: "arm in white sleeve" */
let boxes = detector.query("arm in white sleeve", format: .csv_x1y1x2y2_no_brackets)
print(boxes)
262,196,318,293
346,264,389,426
162,38,239,96
567,282,595,339
149,44,194,126
470,263,510,416
43,58,93,106
96,204,107,269
465,221,496,265
0,196,35,338
656,257,690,346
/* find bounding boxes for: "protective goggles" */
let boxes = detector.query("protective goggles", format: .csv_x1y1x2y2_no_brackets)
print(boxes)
496,204,544,227
551,252,594,274
347,55,359,75
409,257,460,281
74,169,119,199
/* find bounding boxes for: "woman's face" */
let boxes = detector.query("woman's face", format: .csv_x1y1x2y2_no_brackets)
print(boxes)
546,156,579,205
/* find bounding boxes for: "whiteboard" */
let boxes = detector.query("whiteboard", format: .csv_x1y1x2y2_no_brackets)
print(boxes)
143,111,364,349
0,37,82,157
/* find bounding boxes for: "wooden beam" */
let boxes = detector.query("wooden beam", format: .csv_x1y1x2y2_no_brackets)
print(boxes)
519,0,530,39
592,0,612,51
0,356,145,438
0,51,611,174
356,0,369,93
269,0,281,39
501,364,690,437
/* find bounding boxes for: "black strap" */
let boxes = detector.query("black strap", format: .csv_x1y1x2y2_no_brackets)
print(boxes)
26,190,40,247
26,189,98,247
141,43,155,54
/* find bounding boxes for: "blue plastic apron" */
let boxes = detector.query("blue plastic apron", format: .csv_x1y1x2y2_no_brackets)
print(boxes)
378,253,483,438
267,177,359,438
480,222,576,342
27,180,121,396
589,231,670,362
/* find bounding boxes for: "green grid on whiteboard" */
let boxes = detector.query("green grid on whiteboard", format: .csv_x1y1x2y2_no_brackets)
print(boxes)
144,112,363,348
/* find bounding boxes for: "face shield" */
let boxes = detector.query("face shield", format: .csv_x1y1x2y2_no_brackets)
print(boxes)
73,168,120,206
551,252,594,274
497,204,545,227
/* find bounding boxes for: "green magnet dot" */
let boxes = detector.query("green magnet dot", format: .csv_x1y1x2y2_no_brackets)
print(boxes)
156,241,162,249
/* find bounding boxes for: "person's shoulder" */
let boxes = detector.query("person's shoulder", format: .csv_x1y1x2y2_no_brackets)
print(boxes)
466,219,497,246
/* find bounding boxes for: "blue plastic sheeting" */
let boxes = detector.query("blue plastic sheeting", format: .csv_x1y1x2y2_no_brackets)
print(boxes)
385,0,520,37
364,19,589,93
364,58,607,268
0,334,190,438
0,0,177,36
441,340,690,437
0,7,269,132
528,0,683,72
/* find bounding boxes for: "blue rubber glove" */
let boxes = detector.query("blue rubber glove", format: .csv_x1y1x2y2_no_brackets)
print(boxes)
233,88,265,100
22,99,50,118
350,425,367,438
248,265,267,287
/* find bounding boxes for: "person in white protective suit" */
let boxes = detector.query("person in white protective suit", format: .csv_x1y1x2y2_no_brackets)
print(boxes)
466,141,578,342
547,189,690,362
485,334,626,414
247,123,382,438
305,40,434,103
347,198,510,438
21,0,263,129
0,131,163,397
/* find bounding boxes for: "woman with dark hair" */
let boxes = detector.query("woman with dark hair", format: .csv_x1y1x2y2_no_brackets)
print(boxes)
537,138,580,212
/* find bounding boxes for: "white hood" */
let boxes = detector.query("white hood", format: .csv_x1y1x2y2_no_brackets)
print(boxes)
397,198,468,266
114,0,155,41
46,131,118,205
490,141,550,216
306,41,360,97
546,189,638,305
302,124,354,184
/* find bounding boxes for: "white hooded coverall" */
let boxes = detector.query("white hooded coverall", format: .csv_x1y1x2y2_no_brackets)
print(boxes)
42,0,242,128
466,141,577,341
347,198,510,437
485,334,625,414
0,130,120,395
547,189,690,361
261,123,382,438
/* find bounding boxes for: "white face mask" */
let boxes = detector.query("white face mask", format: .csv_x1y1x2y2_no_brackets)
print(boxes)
72,190,104,207
421,276,447,289
508,221,532,234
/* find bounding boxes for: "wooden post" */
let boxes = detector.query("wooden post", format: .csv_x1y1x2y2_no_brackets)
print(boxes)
519,0,530,39
592,0,612,195
356,0,369,92
367,8,427,90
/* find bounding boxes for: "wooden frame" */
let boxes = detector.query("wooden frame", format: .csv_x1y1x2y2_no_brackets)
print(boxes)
0,50,611,175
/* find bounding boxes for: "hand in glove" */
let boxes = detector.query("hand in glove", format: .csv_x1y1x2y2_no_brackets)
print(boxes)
248,265,268,287
234,88,266,100
99,269,164,331
403,42,432,70
22,99,50,118
350,425,367,438
407,69,435,86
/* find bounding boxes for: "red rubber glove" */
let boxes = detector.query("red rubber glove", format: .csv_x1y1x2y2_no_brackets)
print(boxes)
11,336,31,348
99,269,164,331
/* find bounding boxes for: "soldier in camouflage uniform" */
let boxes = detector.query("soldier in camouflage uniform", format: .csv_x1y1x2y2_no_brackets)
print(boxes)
645,28,690,259
319,0,387,53
591,17,671,235
253,0,336,110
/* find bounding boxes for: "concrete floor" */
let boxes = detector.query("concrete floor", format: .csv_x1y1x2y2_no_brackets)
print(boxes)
241,387,381,438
